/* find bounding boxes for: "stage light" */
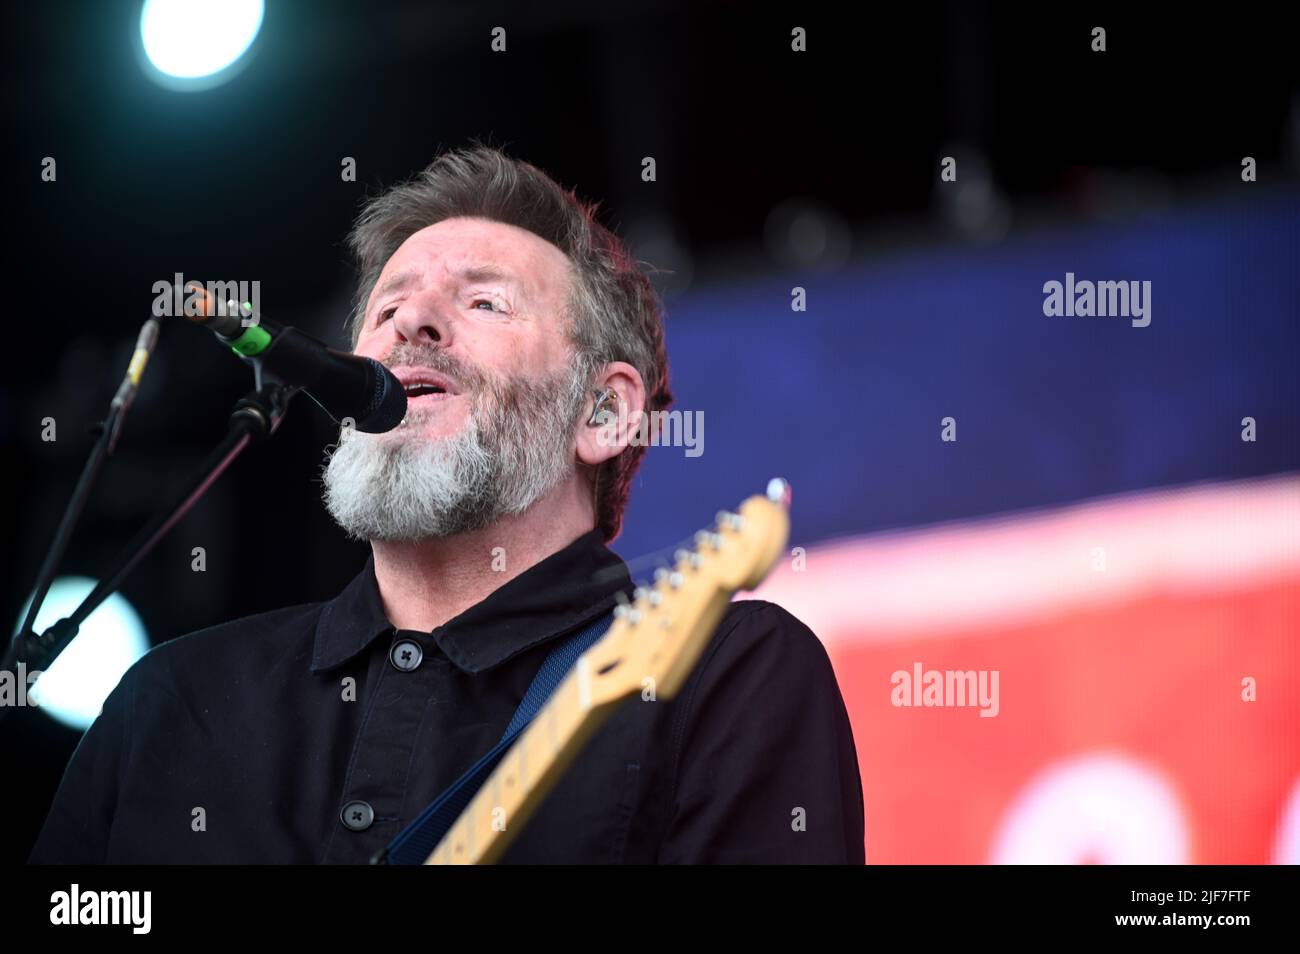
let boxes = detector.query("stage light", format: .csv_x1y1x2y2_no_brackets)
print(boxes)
763,198,851,271
625,212,694,299
14,577,150,731
138,0,264,91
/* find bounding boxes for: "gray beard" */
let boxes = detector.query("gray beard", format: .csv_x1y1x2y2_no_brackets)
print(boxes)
321,351,588,542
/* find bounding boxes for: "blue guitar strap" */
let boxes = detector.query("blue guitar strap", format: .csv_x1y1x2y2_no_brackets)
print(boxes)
373,610,616,865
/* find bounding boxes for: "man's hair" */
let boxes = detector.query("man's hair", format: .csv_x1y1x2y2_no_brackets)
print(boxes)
345,143,672,542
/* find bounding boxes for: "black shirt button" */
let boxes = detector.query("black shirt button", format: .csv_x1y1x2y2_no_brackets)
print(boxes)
389,638,423,672
340,800,374,831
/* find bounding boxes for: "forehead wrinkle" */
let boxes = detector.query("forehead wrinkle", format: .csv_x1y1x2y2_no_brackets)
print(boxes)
375,228,573,317
453,263,531,304
445,252,557,310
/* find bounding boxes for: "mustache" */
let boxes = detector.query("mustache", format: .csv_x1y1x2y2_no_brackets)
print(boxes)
381,342,492,394
377,342,583,430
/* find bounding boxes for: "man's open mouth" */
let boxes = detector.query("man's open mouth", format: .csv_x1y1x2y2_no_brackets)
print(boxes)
405,383,447,398
393,367,459,401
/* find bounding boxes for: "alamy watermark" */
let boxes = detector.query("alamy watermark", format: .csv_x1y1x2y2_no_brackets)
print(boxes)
1043,272,1151,327
0,663,43,707
50,884,151,934
594,404,704,458
891,662,1000,717
151,273,261,324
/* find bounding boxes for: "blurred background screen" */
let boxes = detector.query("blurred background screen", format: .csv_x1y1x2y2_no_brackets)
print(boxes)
3,1,1297,864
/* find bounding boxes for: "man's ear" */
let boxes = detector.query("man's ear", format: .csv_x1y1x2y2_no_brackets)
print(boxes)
575,362,647,467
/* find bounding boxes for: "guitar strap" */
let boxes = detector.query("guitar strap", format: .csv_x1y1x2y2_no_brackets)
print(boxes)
372,610,616,865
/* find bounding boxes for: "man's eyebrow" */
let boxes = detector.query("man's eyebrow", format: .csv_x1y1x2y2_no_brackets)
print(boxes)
370,264,523,310
372,270,419,300
455,264,520,287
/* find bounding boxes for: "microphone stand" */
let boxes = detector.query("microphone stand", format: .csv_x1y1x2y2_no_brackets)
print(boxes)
1,370,297,722
11,319,161,675
9,405,118,676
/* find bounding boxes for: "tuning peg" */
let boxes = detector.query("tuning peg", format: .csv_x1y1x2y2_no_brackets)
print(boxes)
695,530,724,550
766,477,792,507
675,547,703,570
655,565,683,589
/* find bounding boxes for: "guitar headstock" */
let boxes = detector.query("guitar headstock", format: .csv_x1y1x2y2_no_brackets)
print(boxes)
579,479,792,706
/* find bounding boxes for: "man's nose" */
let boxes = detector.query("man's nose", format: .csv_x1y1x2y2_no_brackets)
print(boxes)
391,294,452,347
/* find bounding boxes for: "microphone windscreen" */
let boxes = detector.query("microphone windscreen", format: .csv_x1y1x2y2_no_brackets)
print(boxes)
356,358,408,433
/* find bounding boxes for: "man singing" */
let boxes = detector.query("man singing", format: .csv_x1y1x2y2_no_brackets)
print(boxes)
29,145,864,864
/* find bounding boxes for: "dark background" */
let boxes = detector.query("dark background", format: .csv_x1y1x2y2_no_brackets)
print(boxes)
4,1,1298,863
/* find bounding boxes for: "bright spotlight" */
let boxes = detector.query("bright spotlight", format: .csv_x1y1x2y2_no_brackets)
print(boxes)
138,0,264,91
15,577,150,731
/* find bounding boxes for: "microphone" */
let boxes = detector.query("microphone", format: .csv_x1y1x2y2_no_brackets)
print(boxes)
180,285,407,434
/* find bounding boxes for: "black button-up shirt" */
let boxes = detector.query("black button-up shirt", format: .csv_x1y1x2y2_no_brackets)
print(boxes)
28,529,864,864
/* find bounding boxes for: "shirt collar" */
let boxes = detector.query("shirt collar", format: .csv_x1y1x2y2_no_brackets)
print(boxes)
311,528,632,675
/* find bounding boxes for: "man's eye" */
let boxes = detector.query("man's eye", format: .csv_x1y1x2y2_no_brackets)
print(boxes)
377,305,397,323
472,297,506,313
